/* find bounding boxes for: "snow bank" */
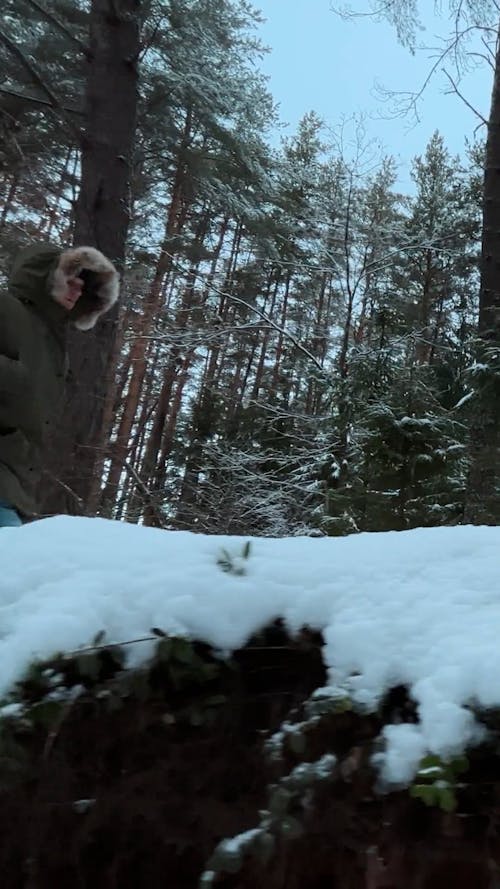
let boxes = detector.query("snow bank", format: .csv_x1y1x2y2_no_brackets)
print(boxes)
0,516,498,784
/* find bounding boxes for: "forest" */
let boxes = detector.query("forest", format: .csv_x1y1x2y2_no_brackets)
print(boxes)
2,0,498,537
3,4,500,888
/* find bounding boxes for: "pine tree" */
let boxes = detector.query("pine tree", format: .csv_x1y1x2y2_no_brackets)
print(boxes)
322,135,480,534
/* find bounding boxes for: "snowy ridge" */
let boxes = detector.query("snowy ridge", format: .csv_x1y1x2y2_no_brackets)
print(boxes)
0,516,498,784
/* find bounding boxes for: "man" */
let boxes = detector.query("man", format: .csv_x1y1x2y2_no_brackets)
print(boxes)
0,243,120,526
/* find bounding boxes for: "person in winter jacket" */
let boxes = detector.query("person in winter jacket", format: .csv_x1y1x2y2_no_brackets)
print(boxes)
0,243,120,525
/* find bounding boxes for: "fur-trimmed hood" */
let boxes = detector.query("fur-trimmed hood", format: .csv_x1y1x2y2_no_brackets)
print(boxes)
8,243,120,332
50,246,120,331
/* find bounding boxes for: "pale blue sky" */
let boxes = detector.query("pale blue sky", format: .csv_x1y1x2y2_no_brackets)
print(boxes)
256,0,492,187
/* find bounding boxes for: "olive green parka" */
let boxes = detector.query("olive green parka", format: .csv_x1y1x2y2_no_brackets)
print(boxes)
0,244,119,517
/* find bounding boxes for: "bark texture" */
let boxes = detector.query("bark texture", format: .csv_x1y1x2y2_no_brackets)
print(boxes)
465,26,500,525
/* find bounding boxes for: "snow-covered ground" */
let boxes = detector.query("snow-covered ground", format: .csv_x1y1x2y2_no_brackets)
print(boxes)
0,516,498,784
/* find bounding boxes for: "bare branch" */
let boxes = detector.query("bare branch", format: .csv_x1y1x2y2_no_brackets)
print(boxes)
65,634,159,658
122,458,169,528
369,13,495,125
40,469,84,513
442,68,488,126
162,250,328,376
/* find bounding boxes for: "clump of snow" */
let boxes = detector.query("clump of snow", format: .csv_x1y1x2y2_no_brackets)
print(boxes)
0,516,499,784
73,798,96,815
265,717,321,761
284,754,337,787
202,827,273,885
219,828,263,856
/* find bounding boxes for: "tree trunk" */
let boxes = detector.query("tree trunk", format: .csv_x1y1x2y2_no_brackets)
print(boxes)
124,209,208,511
197,220,241,399
306,272,329,412
270,271,291,397
143,352,195,526
98,108,194,514
86,314,128,514
414,248,434,364
39,0,140,517
465,24,500,525
139,361,180,491
251,270,280,400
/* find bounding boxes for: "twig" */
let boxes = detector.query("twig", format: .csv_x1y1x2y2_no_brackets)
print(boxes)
42,690,80,761
163,250,327,376
442,68,488,127
41,470,84,511
122,459,169,528
65,635,302,659
65,634,157,658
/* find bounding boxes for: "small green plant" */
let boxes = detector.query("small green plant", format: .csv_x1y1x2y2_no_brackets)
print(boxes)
305,689,353,718
410,753,469,812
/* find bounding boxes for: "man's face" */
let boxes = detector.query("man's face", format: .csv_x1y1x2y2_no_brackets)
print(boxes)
55,275,84,311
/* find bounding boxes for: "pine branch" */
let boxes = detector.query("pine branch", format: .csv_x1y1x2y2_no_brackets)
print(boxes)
22,0,90,57
0,27,81,140
0,86,83,116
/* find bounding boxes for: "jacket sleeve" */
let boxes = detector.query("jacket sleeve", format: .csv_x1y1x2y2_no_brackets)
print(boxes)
0,309,42,443
0,355,42,438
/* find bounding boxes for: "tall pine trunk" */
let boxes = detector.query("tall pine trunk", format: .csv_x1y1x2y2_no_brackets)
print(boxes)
465,23,500,524
99,109,193,513
39,0,140,516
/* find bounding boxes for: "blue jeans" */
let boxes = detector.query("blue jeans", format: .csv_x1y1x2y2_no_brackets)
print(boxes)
0,500,22,527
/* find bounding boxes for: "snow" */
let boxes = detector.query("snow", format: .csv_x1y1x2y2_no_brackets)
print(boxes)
220,829,263,855
453,390,475,410
285,754,337,786
0,515,499,785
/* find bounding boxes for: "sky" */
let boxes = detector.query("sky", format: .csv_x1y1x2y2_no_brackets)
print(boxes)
255,0,493,188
